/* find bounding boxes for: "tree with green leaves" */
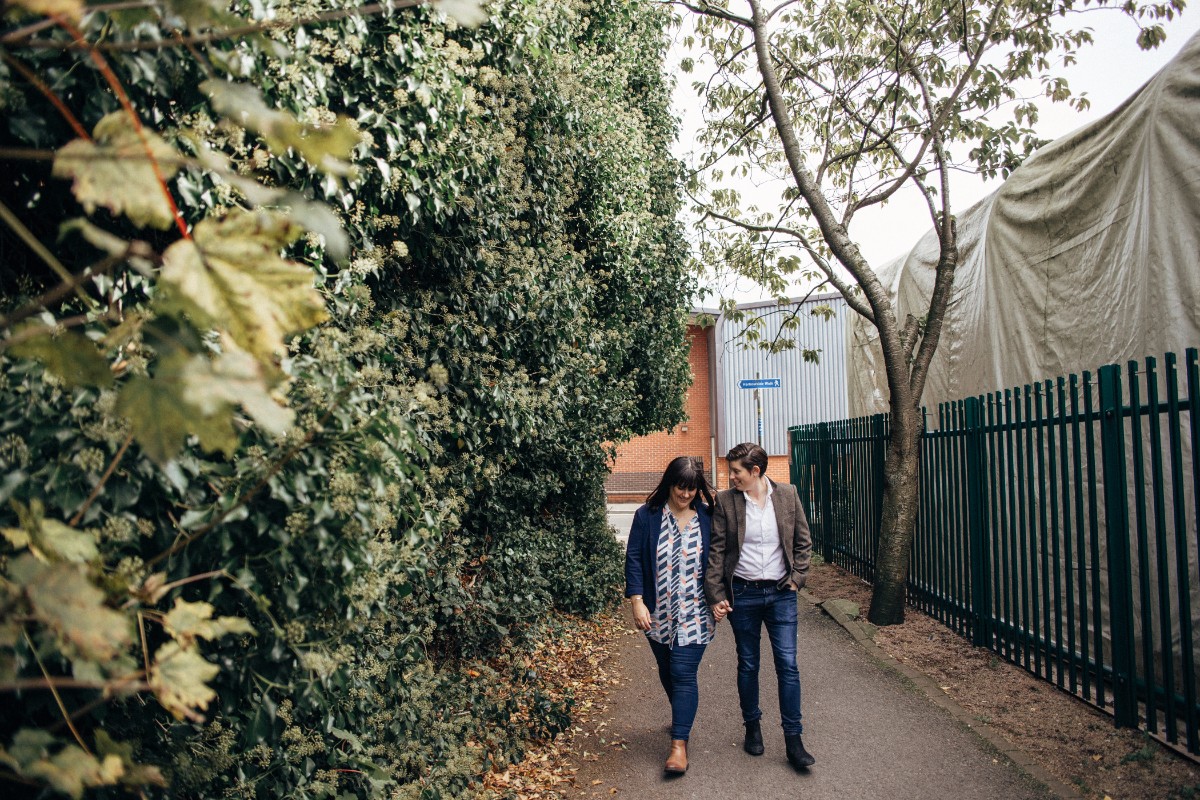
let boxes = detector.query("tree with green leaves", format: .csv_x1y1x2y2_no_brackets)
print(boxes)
680,0,1183,624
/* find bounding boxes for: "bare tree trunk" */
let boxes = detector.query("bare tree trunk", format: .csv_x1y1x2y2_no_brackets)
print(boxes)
867,394,923,625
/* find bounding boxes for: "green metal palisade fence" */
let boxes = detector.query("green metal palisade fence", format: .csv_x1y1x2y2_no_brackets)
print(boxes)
790,348,1200,755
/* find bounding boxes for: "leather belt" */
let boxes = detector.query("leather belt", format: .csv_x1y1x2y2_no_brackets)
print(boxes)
732,577,780,590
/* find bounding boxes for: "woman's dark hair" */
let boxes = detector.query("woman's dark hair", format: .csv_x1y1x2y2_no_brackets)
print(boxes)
646,456,715,511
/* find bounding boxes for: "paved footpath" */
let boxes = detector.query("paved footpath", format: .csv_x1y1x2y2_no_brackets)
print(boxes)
574,506,1059,799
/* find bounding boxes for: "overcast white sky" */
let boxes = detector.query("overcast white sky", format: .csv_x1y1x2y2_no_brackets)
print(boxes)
668,8,1200,302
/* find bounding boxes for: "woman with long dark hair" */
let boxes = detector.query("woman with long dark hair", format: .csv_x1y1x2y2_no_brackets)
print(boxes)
623,456,717,776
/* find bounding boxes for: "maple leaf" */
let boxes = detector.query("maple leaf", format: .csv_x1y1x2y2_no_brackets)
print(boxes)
1,730,126,799
53,112,181,230
6,0,83,18
9,555,132,662
93,731,166,789
162,598,254,646
2,501,98,564
159,209,328,365
433,0,488,27
26,748,124,799
8,324,114,389
117,372,237,465
180,346,294,436
163,0,239,27
202,80,359,177
149,641,220,721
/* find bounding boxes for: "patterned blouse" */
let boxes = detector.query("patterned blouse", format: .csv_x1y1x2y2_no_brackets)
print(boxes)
647,508,715,647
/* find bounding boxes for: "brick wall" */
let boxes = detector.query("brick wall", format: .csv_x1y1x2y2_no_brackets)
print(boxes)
607,325,792,502
606,324,712,500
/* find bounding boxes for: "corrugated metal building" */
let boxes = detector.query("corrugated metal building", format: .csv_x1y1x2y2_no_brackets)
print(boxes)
715,293,849,456
607,293,848,498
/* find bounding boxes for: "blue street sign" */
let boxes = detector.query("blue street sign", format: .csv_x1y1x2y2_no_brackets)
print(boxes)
739,378,781,389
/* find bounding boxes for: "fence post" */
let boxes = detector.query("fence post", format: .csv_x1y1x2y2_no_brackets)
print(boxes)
1098,364,1137,728
963,397,990,647
789,427,799,488
817,422,834,561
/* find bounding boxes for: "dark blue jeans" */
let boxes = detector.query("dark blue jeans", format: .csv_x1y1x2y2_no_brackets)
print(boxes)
646,638,708,740
728,582,804,735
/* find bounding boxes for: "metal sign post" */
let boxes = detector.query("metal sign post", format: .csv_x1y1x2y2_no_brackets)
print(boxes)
738,377,780,448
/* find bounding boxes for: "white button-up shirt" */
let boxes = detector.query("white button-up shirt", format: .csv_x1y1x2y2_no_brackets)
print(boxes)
733,480,788,581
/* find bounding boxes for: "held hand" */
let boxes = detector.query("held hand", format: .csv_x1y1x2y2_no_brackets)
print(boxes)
711,599,732,622
631,599,652,631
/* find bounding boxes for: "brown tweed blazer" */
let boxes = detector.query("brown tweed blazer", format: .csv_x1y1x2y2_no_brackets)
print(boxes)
703,479,813,607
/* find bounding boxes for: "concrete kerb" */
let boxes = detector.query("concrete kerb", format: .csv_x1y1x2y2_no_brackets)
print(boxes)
800,587,1083,800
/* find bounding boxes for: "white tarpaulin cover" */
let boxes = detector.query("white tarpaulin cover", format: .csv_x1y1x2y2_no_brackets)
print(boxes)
845,32,1200,701
849,31,1200,415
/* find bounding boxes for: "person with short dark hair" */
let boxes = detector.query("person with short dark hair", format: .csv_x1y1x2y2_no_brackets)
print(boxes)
705,442,816,770
624,456,716,776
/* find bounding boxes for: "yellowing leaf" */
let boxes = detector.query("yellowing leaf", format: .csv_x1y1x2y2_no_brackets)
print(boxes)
181,347,294,436
2,731,127,799
116,374,220,465
4,501,98,564
163,598,254,645
10,555,132,662
433,0,488,27
137,572,170,605
159,209,328,365
93,730,167,790
7,0,83,18
163,0,239,28
25,747,123,799
8,324,113,389
33,519,99,564
1,527,31,549
52,112,181,230
2,729,55,768
149,641,219,721
202,80,359,177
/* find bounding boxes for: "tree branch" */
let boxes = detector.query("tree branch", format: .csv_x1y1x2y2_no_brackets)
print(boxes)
699,204,875,323
676,0,752,27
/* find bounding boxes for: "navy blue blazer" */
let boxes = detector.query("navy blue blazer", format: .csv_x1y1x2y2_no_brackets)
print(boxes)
623,502,713,614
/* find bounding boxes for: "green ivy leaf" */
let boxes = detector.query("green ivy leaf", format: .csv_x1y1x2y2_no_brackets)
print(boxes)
202,80,360,177
162,598,255,645
8,324,113,389
9,555,132,662
159,209,328,365
52,112,182,230
149,641,219,721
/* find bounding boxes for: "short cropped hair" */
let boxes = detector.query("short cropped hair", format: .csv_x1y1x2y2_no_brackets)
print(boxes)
726,442,768,477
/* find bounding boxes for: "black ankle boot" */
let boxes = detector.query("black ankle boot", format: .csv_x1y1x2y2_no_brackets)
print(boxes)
785,733,815,768
743,720,764,756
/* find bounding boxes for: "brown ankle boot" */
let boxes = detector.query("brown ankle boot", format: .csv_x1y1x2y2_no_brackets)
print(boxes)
664,739,688,775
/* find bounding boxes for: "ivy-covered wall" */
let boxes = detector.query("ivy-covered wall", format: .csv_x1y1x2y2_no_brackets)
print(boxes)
0,0,690,797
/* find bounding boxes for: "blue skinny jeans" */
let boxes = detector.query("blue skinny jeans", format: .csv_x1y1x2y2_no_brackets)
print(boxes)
727,582,804,735
646,638,707,741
